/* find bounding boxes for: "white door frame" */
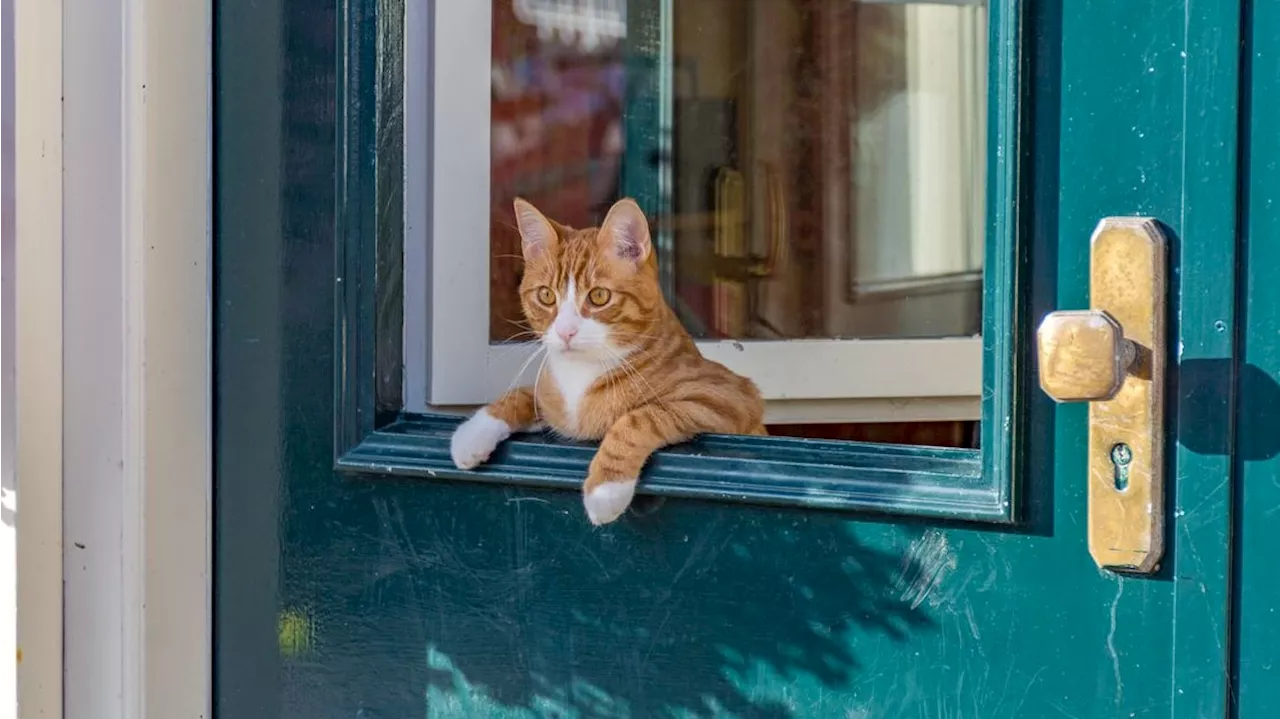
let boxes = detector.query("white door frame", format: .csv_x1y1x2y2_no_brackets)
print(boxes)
13,0,64,714
12,0,212,716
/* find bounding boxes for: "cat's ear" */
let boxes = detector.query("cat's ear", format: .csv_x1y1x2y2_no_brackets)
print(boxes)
599,198,651,265
513,198,558,261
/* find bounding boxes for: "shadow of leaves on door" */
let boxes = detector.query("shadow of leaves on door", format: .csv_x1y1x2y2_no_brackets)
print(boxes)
283,486,939,719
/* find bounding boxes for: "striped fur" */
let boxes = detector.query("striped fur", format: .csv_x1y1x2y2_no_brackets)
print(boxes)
450,198,766,525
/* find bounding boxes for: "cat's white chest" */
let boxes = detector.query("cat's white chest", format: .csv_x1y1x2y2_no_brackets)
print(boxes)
546,353,613,433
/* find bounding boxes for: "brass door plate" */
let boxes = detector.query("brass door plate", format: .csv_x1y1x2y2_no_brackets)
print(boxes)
1086,217,1166,573
1035,217,1167,573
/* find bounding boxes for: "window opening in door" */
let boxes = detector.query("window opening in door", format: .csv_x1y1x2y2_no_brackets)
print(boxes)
481,0,987,444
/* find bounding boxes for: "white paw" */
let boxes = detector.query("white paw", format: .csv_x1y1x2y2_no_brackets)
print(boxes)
583,480,638,526
450,409,512,469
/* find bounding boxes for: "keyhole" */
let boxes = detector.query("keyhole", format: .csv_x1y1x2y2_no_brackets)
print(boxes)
1111,443,1133,491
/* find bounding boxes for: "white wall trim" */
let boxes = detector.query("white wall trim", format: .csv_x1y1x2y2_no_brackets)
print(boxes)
133,0,212,715
16,0,212,716
14,0,65,715
1,0,18,711
63,2,129,713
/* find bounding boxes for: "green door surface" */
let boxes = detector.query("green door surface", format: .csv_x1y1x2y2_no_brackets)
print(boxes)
214,0,1254,717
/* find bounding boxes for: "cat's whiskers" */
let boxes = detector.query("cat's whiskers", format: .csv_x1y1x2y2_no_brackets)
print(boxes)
505,343,547,395
593,357,622,414
494,330,540,344
490,332,546,361
605,357,641,416
495,316,537,343
600,344,663,407
531,349,549,421
605,344,700,428
604,327,664,355
605,331,660,345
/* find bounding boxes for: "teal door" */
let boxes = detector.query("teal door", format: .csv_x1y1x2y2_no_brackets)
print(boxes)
215,0,1251,717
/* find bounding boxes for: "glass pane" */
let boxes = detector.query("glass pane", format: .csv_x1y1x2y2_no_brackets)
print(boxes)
489,0,988,343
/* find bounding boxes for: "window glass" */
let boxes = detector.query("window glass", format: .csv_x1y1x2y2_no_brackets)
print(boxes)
489,0,988,343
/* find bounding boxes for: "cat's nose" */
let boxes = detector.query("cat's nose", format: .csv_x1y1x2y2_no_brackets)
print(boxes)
556,326,578,345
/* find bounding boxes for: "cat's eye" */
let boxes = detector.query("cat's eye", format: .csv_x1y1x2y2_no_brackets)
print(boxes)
587,287,611,307
535,286,555,306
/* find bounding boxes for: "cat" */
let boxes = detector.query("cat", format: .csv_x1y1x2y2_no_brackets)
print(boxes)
450,197,767,525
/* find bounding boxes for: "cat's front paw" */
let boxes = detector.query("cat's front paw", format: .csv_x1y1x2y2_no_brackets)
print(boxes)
450,409,512,469
583,479,637,526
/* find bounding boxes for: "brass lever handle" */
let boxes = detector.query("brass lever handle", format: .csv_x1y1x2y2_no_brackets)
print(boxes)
1034,217,1167,575
1036,310,1137,403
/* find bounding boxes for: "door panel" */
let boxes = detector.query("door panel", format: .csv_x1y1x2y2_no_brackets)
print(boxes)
214,0,1241,717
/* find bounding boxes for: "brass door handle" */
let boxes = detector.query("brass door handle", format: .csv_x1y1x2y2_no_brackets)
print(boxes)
1037,310,1137,403
1035,217,1167,574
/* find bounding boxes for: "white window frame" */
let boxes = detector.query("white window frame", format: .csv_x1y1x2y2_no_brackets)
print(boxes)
12,0,213,715
404,1,985,424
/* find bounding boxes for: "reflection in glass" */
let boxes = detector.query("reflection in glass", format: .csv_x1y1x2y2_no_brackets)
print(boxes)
489,0,987,343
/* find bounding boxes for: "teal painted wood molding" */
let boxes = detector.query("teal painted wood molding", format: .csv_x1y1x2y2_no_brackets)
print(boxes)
978,0,1029,525
339,414,1000,522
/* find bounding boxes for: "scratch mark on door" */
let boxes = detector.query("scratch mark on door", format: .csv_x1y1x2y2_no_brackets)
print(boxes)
1106,578,1125,707
894,529,958,610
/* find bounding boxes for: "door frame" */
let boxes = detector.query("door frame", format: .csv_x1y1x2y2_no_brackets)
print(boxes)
11,0,213,715
12,0,63,712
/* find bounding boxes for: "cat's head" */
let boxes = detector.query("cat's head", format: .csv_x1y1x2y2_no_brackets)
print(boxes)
513,197,663,359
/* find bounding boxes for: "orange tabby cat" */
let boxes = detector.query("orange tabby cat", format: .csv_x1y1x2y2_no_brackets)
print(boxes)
450,197,766,525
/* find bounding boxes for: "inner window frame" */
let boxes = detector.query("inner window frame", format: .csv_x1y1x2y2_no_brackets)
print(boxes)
334,0,1027,525
403,1,987,424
